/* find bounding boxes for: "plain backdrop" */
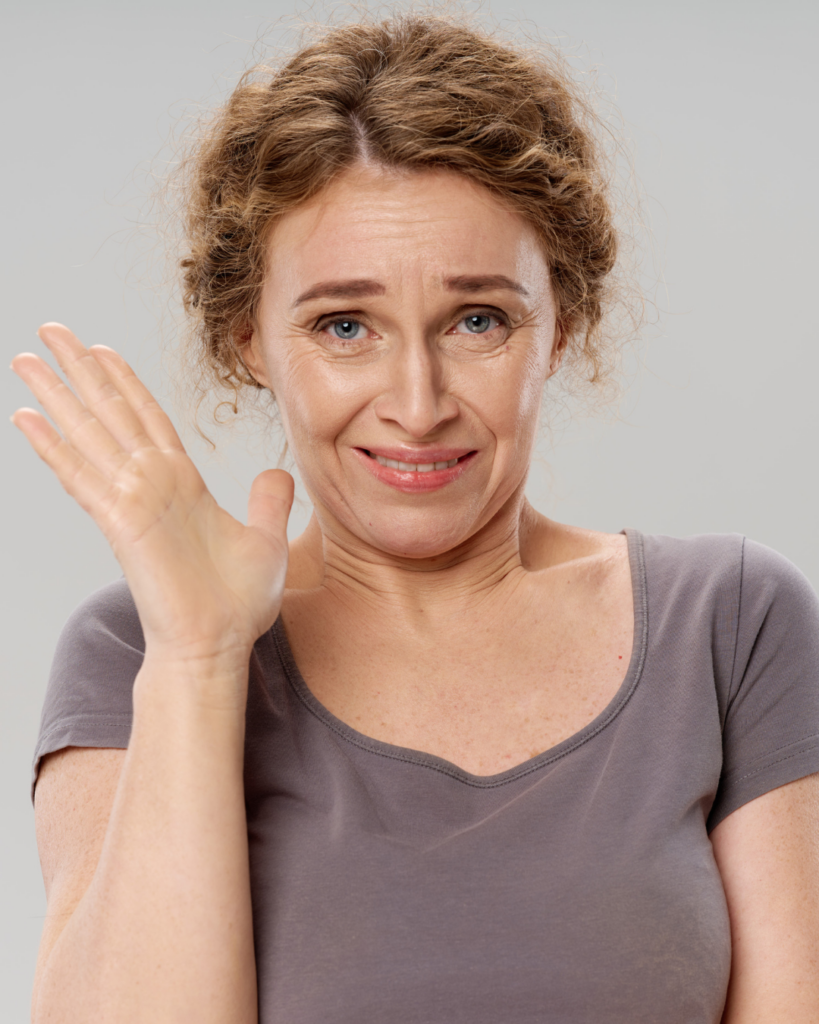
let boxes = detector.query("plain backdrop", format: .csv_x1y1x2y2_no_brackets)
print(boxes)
3,0,818,1017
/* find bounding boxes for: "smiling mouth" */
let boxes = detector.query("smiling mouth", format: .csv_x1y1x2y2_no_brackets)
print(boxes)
362,450,471,473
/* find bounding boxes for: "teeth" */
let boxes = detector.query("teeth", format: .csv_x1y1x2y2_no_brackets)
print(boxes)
373,454,461,471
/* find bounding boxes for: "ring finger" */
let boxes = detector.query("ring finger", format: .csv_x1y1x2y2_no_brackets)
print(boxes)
36,323,155,454
12,352,129,477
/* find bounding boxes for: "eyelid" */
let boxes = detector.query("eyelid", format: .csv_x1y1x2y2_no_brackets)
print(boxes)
448,306,511,331
311,306,511,335
314,310,368,327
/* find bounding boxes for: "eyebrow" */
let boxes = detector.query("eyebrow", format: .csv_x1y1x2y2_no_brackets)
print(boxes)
292,273,529,308
444,274,529,297
293,279,386,306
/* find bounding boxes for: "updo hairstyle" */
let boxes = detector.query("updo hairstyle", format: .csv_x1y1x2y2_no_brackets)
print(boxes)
179,12,627,415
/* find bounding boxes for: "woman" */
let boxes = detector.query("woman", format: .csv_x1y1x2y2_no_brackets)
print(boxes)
14,13,819,1024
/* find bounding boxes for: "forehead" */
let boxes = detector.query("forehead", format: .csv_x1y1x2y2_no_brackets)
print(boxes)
264,165,549,296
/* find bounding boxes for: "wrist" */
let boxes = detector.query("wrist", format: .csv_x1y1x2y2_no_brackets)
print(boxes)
142,633,256,672
134,646,253,717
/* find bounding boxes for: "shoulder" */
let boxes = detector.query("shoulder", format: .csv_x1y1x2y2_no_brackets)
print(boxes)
47,576,144,702
639,531,818,616
739,537,819,613
34,579,142,802
47,577,146,706
731,539,819,684
56,577,143,656
638,530,744,584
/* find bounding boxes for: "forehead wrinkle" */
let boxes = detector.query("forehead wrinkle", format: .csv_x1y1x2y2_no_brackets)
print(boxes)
267,172,550,312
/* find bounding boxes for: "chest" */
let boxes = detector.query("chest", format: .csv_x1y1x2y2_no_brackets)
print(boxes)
244,620,730,1024
280,576,634,776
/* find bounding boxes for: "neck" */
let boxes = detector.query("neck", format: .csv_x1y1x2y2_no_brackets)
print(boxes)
287,493,555,623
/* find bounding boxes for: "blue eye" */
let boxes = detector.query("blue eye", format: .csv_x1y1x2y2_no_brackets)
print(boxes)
456,314,499,334
326,319,367,341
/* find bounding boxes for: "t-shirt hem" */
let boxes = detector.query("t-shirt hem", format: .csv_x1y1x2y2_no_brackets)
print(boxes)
707,733,819,832
31,712,133,803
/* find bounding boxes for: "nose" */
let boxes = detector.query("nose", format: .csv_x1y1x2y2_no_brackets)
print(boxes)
373,337,459,438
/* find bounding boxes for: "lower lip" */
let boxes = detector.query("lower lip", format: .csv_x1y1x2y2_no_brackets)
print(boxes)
353,449,476,492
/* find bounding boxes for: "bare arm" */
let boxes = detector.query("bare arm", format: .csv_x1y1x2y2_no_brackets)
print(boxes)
711,772,819,1023
33,748,126,1004
13,323,293,1023
32,663,256,1024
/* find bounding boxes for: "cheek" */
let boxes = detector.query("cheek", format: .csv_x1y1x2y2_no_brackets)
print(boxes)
518,354,550,424
515,333,553,417
269,345,373,447
460,345,548,445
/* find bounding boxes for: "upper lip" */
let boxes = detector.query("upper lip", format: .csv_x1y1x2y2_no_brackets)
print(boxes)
357,445,475,463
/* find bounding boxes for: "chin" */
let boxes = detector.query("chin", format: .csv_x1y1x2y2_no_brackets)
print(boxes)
355,513,479,562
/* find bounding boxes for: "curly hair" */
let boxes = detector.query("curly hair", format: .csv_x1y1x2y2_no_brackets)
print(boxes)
179,11,631,417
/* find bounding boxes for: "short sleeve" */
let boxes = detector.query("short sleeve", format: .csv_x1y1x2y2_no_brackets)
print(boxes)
707,539,819,830
31,578,144,802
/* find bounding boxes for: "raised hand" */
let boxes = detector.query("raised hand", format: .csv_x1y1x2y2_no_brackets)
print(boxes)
12,323,293,680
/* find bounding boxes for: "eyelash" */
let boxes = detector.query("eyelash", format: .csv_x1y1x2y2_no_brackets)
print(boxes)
314,308,510,338
448,310,509,335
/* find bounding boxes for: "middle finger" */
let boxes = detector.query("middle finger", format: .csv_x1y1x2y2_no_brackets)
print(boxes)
12,352,130,476
37,323,153,453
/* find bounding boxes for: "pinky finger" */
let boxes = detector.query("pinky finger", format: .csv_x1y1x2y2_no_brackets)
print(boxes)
12,407,117,519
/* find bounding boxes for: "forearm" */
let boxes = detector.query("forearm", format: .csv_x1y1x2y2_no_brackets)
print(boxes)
32,655,257,1024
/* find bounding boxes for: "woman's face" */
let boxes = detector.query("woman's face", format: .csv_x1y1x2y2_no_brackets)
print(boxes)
246,165,562,560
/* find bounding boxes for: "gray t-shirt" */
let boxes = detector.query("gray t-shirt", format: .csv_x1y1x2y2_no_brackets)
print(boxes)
32,530,819,1023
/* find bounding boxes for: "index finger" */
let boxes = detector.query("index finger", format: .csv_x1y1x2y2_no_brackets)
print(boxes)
36,323,184,454
88,344,185,453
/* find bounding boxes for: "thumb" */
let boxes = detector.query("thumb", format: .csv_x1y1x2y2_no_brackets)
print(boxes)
248,469,294,543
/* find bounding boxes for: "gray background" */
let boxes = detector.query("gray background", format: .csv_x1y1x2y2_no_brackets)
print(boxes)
3,0,817,1017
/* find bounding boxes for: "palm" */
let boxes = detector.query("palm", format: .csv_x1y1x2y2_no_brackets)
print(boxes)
12,323,293,661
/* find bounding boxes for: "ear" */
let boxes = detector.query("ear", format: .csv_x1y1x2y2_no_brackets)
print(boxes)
548,321,567,376
238,323,271,389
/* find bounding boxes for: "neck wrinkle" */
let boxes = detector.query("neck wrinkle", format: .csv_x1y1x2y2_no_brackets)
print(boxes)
311,502,540,623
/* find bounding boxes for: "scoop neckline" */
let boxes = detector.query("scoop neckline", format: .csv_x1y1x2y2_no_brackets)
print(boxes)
270,528,649,789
